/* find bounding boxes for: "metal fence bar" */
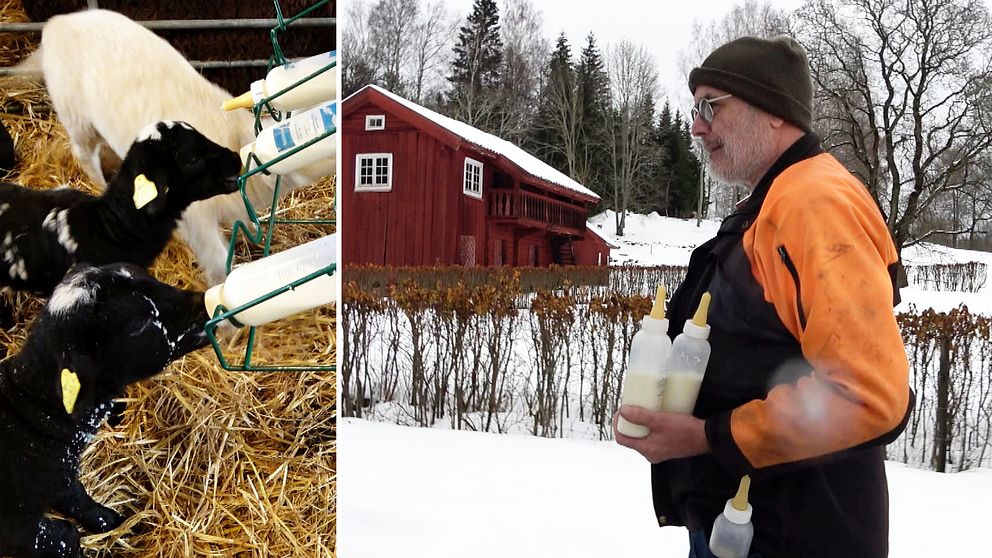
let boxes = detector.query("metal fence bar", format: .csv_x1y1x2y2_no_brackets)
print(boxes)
0,18,335,33
0,59,278,76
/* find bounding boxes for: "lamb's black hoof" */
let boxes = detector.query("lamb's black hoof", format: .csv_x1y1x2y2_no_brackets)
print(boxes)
78,504,124,534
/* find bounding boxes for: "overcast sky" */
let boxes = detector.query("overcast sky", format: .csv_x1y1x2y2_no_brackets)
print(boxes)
443,0,806,107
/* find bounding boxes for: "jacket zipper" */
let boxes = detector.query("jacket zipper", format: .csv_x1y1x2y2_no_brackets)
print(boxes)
777,245,807,331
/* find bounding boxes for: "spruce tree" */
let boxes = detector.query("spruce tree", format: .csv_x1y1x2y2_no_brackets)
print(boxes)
653,102,676,216
534,33,576,174
665,111,702,218
447,0,503,130
575,33,611,208
631,93,661,214
679,116,703,218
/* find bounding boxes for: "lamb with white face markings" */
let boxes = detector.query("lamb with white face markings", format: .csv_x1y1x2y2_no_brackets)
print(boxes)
0,119,241,296
0,263,212,558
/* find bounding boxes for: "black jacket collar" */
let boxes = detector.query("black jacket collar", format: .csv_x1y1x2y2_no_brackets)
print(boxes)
734,132,824,217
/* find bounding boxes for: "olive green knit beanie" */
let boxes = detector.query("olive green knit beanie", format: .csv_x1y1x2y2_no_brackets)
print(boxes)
688,35,813,131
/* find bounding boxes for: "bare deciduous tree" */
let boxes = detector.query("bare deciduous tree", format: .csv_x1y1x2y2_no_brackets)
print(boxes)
368,0,421,95
342,0,455,103
605,40,659,236
534,34,583,179
342,1,377,97
496,0,548,144
795,0,992,254
410,1,458,105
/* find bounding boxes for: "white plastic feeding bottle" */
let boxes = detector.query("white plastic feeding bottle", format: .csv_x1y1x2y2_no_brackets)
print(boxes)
222,51,338,112
239,101,336,176
659,292,712,414
617,286,673,438
204,233,336,327
709,475,754,558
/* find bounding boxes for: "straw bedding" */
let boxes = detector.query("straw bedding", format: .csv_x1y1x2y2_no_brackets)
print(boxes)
0,2,336,556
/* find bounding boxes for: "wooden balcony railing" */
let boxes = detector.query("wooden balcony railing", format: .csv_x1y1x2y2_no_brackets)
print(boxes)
489,190,586,233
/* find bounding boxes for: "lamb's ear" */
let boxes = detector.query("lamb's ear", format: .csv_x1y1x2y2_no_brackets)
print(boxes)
131,171,170,216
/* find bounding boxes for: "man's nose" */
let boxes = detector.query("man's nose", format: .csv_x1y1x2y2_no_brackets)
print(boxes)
690,113,709,137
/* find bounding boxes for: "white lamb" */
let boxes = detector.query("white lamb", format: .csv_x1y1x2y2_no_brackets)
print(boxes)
20,9,317,285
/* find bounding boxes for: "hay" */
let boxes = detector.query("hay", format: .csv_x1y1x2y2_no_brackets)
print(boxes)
0,2,336,556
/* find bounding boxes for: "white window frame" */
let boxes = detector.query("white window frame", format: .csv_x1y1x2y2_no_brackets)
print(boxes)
365,114,386,130
355,153,394,192
463,157,483,199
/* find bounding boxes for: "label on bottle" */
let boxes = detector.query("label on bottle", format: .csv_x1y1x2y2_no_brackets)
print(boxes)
273,104,337,153
283,50,335,72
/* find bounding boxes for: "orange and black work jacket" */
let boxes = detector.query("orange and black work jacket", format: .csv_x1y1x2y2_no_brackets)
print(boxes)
652,133,913,558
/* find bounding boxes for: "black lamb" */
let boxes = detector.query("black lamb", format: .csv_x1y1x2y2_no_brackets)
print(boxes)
0,262,213,558
0,120,242,294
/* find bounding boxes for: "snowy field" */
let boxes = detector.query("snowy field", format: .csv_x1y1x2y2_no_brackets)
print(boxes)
339,211,992,556
338,419,992,557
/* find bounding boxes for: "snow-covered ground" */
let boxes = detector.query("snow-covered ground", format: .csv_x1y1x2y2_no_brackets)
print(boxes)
339,211,992,556
338,419,992,557
589,210,992,315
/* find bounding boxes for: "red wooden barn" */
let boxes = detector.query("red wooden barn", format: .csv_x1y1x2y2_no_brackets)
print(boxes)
341,85,613,267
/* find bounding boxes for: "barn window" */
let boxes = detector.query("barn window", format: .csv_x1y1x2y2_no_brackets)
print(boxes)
463,157,483,199
355,153,393,191
365,114,386,130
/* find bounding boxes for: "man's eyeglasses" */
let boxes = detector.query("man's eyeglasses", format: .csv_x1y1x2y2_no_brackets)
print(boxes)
691,94,733,124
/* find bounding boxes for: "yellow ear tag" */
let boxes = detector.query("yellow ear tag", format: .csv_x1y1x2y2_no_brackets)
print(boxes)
61,368,80,414
133,173,159,209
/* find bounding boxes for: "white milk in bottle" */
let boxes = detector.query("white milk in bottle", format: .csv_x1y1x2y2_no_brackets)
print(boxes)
617,286,673,438
659,292,712,414
223,51,338,113
204,233,336,327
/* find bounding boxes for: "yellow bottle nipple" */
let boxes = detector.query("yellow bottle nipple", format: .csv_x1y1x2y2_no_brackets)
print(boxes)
649,285,667,320
732,474,751,511
692,292,712,328
221,91,255,112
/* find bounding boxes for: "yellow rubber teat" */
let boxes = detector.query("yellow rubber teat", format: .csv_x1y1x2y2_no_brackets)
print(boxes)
691,292,711,327
731,475,751,511
649,285,667,320
221,91,254,111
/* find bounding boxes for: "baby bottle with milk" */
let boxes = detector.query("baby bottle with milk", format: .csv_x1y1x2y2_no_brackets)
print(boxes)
240,101,336,177
204,233,336,327
709,475,754,558
617,286,673,438
223,51,338,113
659,292,712,414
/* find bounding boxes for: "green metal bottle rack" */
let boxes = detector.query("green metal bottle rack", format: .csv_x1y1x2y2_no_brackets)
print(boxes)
203,0,336,372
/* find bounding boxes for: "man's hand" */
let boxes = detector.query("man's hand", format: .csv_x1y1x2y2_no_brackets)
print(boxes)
613,405,710,463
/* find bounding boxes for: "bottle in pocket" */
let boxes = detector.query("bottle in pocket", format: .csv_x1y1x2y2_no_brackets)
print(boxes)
709,475,754,558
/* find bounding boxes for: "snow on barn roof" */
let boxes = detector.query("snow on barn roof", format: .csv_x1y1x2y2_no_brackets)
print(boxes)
350,85,600,201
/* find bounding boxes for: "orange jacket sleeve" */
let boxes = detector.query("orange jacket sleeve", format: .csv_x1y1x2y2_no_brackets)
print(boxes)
716,154,910,472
